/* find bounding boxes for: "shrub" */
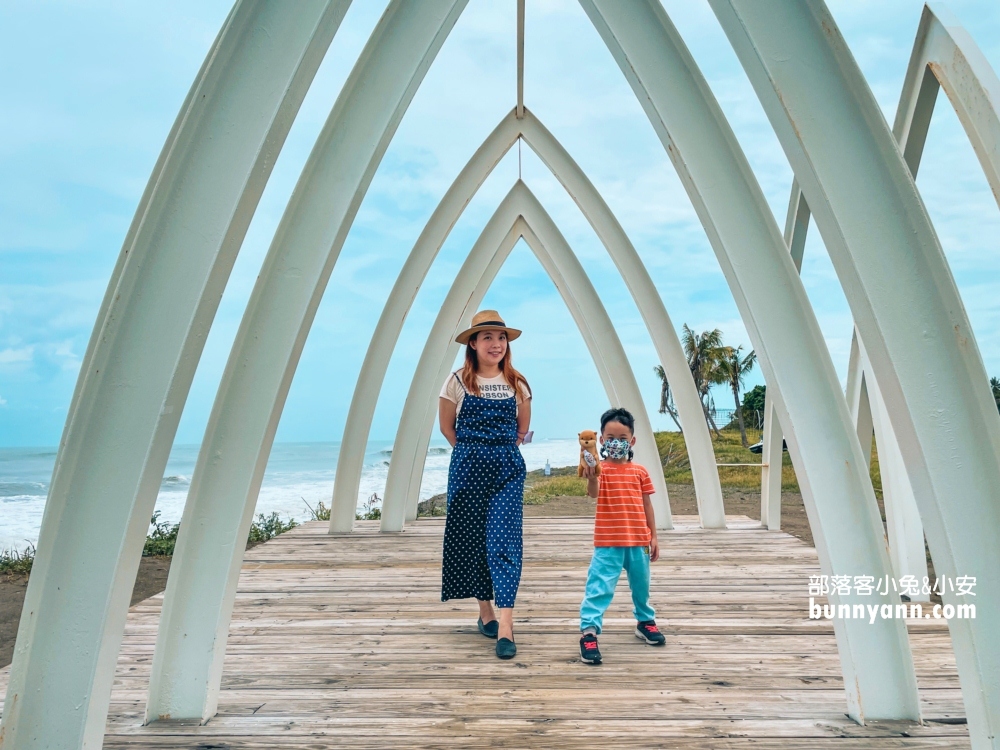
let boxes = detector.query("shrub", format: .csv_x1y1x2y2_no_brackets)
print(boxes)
303,498,331,521
143,509,298,555
0,543,35,576
742,384,766,415
247,512,298,544
143,511,180,556
356,493,382,521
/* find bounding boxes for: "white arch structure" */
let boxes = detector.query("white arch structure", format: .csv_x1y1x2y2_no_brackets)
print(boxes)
385,182,674,535
711,2,1000,747
343,108,725,535
3,2,1000,749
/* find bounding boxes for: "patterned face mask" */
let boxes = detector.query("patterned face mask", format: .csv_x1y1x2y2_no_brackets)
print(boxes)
601,437,632,460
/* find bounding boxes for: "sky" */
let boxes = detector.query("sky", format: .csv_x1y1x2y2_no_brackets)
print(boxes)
1,0,999,447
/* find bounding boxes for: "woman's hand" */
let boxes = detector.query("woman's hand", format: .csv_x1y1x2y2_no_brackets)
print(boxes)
438,397,458,447
515,399,531,446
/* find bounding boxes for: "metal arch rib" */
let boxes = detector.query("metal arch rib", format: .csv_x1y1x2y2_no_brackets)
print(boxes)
581,0,920,721
518,187,670,530
714,0,1000,741
332,107,723,534
396,113,726,527
378,191,527,537
145,0,468,724
0,2,350,747
852,0,1000,599
328,112,523,532
766,0,1000,587
379,180,673,534
775,1,1000,586
518,112,724,528
895,3,1000,194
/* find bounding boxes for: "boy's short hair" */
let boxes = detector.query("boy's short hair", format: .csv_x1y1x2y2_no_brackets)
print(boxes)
600,407,635,435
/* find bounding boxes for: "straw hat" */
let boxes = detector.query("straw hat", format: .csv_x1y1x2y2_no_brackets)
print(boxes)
455,310,522,345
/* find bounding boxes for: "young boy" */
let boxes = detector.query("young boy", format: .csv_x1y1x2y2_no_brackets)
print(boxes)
578,407,665,664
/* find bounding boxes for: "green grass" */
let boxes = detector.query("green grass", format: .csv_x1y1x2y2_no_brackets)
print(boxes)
523,474,588,504
656,430,799,492
521,463,588,504
655,429,797,490
654,429,885,495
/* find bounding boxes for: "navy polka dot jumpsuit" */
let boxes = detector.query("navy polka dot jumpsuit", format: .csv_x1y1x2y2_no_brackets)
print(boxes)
441,375,526,608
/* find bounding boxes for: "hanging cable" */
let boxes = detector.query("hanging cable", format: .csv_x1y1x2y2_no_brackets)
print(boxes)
516,0,525,118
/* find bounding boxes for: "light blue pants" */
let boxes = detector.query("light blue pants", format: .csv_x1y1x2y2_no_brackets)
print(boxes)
580,546,655,634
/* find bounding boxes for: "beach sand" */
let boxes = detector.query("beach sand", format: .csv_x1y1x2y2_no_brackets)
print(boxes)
0,555,172,669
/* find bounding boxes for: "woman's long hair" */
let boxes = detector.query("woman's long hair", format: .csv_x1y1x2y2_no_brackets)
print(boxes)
461,332,531,400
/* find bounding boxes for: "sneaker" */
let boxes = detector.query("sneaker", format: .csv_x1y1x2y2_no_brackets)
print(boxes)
580,633,602,664
635,620,666,646
478,617,499,639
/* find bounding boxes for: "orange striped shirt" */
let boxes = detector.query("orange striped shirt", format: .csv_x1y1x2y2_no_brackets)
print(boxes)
593,461,655,547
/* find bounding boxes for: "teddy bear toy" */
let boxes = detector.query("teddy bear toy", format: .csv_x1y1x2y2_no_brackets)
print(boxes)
578,430,601,477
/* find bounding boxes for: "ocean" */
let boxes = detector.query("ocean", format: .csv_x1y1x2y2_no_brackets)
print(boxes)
0,438,581,551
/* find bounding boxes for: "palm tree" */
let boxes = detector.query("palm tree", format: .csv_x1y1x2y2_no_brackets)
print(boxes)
653,365,683,432
682,325,727,437
717,345,758,447
991,377,1000,413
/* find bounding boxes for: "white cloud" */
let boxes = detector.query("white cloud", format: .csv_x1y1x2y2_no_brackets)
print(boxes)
0,346,33,366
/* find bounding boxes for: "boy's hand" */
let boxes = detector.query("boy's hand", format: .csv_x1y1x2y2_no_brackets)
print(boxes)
582,462,597,479
649,535,660,563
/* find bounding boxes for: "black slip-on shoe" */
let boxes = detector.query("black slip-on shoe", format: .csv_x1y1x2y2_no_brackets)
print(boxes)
580,633,602,664
496,637,517,659
478,617,499,639
635,620,666,646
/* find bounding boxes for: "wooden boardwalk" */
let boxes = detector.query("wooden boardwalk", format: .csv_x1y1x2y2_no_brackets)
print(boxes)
1,516,970,747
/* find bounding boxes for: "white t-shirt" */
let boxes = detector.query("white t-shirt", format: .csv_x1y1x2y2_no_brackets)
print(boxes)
439,371,531,415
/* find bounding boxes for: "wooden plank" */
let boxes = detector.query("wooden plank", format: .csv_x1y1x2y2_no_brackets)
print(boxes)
0,515,971,747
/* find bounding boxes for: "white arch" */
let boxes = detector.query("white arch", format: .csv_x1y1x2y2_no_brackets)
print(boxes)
0,3,351,746
711,0,1000,741
20,1,1000,743
144,0,467,724
379,181,673,532
331,108,723,533
519,114,725,526
854,2,1000,598
896,3,1000,195
581,0,919,721
327,113,522,531
843,1,1000,590
766,0,1000,588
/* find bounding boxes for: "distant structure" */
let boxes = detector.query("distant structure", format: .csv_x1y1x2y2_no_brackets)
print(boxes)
2,3,999,749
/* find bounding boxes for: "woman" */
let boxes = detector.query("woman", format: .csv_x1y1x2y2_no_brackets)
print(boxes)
439,309,531,659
